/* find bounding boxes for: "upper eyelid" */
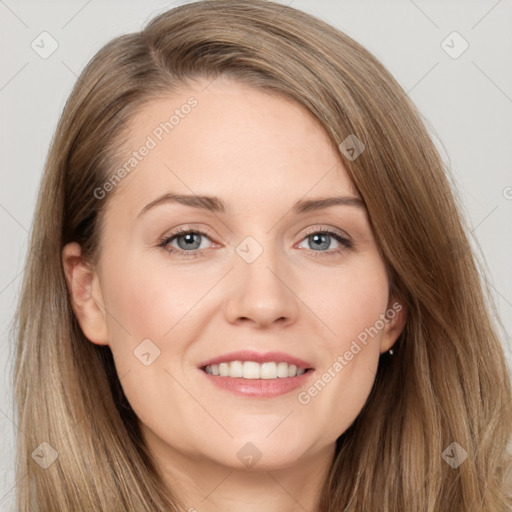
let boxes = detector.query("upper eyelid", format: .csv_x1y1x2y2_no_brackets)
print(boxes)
301,225,350,238
163,224,349,236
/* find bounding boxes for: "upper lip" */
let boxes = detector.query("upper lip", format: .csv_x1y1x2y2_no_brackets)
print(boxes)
198,350,314,370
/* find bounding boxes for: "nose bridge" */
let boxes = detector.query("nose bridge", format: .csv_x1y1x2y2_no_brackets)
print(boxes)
224,233,298,327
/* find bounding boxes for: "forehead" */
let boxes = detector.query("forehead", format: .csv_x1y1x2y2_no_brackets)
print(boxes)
106,77,359,217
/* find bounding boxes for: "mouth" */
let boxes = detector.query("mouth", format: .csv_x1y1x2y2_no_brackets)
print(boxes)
198,350,315,398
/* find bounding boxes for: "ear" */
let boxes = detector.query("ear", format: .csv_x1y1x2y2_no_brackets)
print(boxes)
62,242,109,346
379,296,407,354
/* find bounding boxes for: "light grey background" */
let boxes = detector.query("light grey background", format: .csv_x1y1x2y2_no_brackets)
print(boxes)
1,0,511,508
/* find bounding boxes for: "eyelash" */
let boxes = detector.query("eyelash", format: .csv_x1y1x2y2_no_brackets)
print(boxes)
158,226,353,259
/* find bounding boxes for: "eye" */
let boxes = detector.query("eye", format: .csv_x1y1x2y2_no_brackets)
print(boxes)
158,228,215,258
296,228,352,257
158,226,353,259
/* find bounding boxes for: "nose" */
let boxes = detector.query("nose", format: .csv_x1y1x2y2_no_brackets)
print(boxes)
224,240,300,329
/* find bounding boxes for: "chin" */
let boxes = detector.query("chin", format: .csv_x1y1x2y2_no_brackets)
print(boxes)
205,436,317,471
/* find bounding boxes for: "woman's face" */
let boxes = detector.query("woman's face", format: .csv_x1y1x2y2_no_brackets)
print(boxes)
65,76,405,473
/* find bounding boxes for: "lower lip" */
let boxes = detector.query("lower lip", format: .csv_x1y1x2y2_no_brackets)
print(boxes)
200,369,314,398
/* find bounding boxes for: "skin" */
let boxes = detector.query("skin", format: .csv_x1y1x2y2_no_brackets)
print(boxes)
63,76,406,512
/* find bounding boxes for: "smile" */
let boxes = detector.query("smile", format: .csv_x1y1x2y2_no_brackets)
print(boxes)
198,350,315,397
203,360,308,379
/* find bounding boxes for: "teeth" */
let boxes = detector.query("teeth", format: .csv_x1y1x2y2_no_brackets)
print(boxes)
277,362,289,378
219,362,229,377
243,361,260,379
204,361,309,379
229,360,243,378
260,362,276,379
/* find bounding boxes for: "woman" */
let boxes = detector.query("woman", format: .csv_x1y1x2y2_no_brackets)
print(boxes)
13,0,512,510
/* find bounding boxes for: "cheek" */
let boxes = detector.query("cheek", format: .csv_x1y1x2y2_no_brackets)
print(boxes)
97,256,204,445
313,255,390,350
101,253,207,342
297,256,389,437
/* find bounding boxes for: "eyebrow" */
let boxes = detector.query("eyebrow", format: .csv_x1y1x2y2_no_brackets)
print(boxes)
137,193,365,218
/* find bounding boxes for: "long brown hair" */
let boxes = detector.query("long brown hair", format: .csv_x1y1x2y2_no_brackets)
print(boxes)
13,1,512,510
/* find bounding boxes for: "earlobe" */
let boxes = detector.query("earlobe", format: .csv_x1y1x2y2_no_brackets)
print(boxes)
62,242,109,346
379,299,407,354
